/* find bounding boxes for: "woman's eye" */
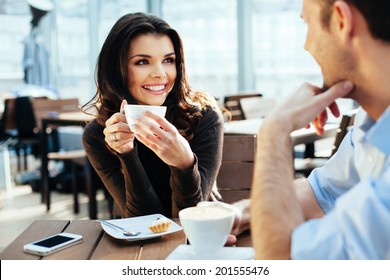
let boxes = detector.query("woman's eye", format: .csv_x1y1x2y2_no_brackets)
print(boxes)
164,57,175,64
135,59,149,65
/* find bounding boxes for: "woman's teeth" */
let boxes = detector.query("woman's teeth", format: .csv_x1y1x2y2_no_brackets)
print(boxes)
143,85,165,92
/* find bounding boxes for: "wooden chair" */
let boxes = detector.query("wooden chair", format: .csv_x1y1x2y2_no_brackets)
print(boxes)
0,98,17,147
1,98,17,135
32,98,79,132
224,92,262,120
0,98,18,191
47,149,87,213
239,96,276,119
217,134,256,203
5,96,43,171
294,110,357,176
32,98,86,214
329,111,356,156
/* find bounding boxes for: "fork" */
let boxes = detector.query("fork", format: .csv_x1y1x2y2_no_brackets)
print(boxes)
97,220,141,236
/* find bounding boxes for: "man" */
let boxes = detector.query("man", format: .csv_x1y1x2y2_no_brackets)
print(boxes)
225,0,390,259
250,0,390,259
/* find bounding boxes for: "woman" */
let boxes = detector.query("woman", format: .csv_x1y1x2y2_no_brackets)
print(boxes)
82,13,224,218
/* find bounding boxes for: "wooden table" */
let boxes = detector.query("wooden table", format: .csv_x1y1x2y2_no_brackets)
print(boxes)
224,118,339,159
224,118,339,145
0,219,252,260
40,112,98,219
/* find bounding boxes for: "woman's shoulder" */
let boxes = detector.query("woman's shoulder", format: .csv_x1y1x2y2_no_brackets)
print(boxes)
82,118,104,145
194,106,224,134
200,106,224,123
84,118,103,133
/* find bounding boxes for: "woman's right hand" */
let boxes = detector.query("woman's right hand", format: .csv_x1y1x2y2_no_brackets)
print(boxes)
103,100,136,154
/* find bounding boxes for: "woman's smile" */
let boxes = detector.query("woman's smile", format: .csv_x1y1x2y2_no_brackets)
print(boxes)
142,83,168,95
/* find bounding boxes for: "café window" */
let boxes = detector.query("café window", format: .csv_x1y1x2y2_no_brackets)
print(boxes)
252,0,322,101
163,0,238,100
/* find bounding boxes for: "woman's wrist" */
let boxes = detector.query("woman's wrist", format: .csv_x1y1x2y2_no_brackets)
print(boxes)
175,153,196,170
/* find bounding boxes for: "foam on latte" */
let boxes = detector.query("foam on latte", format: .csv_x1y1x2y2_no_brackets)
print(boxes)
180,206,233,220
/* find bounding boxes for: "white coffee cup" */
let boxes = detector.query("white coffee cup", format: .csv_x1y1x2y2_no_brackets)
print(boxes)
179,205,234,253
124,104,167,128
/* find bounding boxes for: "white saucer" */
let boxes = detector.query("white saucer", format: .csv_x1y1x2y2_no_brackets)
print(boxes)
100,214,182,241
166,245,255,260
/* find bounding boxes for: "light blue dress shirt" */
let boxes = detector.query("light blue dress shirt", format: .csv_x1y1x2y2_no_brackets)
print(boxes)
291,107,390,259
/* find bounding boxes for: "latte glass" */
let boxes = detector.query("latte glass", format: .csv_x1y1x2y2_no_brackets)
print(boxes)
124,104,166,128
179,205,234,253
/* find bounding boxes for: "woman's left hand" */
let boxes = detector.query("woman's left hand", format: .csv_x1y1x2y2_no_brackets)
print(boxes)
132,110,195,169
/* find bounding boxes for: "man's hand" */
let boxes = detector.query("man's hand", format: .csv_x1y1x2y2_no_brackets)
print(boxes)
267,81,354,135
250,80,354,259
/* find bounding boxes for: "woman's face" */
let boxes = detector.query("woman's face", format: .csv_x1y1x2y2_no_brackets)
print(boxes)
127,34,177,106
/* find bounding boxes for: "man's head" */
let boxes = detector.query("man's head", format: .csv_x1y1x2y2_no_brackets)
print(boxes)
302,0,390,99
302,0,390,119
302,0,354,92
319,0,390,43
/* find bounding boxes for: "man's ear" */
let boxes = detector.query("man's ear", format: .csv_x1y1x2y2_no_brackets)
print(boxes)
332,1,353,43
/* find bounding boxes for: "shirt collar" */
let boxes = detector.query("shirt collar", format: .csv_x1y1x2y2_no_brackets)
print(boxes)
361,106,390,155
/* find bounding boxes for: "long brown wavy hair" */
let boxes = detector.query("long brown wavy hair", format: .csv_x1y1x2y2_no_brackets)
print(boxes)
82,12,221,140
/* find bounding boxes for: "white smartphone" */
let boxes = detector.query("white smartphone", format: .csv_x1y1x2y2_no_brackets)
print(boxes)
23,232,83,256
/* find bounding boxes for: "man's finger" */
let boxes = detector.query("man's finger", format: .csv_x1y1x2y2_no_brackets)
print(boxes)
328,101,341,118
319,81,353,107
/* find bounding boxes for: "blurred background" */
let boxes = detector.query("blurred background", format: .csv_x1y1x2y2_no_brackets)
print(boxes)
1,0,356,253
0,0,323,105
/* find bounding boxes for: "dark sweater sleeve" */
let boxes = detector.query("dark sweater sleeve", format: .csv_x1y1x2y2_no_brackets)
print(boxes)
82,120,165,217
169,108,224,216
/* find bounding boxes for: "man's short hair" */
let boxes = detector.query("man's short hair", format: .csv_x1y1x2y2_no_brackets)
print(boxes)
320,0,390,43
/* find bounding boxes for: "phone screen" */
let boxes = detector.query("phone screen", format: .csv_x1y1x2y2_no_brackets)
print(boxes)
33,235,74,248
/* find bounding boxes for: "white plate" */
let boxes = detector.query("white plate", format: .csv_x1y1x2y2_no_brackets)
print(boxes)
166,245,255,260
100,214,182,241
